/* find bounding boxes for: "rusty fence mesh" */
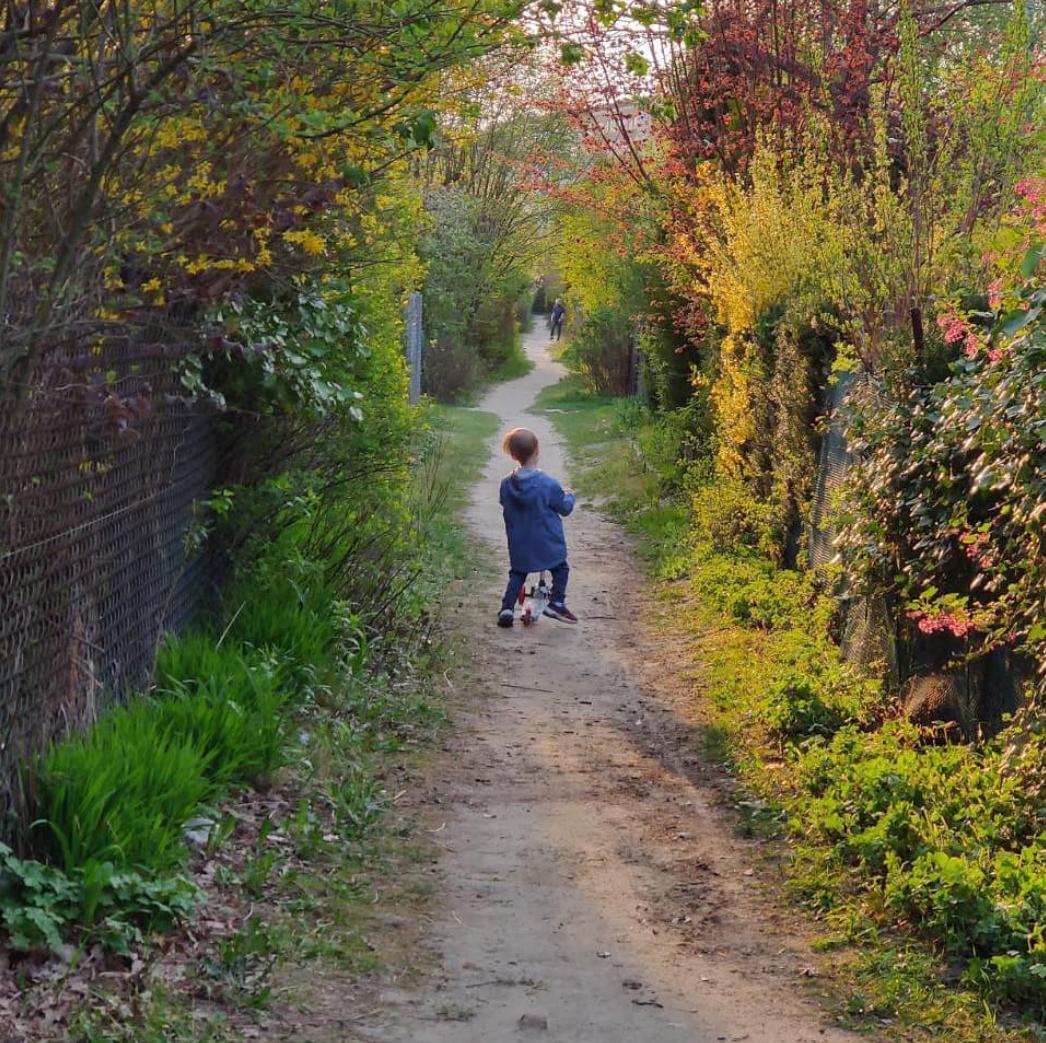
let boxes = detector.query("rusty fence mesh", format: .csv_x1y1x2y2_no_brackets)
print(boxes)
0,338,217,824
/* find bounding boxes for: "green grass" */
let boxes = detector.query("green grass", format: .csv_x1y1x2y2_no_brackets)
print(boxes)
490,340,534,383
531,374,652,500
30,707,215,875
531,374,689,575
18,399,502,1037
419,404,499,577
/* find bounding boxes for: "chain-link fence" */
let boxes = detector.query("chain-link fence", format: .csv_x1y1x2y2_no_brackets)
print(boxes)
808,371,900,686
808,372,1034,722
808,370,853,572
0,340,217,824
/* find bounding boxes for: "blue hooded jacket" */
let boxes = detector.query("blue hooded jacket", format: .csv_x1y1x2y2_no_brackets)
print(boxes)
499,467,575,573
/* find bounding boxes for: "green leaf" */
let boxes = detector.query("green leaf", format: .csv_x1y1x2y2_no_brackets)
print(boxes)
1020,244,1044,279
624,52,650,77
560,43,584,65
340,165,369,188
998,306,1039,338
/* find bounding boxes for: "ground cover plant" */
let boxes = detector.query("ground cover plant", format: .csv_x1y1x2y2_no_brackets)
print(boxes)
2,0,1045,1037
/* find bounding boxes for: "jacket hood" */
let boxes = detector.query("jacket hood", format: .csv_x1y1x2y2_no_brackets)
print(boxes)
503,468,543,507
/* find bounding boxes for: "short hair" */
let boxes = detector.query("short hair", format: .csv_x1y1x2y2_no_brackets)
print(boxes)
502,427,539,464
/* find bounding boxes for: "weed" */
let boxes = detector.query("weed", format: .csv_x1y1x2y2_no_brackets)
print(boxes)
0,841,197,954
288,798,327,860
539,372,1046,1037
241,847,278,900
199,915,284,1009
68,985,228,1042
330,762,387,840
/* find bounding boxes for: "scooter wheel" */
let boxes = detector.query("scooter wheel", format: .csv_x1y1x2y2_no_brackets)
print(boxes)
522,608,533,626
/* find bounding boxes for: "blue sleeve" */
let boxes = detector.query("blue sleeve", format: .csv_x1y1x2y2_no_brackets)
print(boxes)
549,479,575,517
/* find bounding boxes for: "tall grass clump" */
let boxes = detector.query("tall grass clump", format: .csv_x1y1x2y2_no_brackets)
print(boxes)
155,635,289,789
226,523,341,682
28,708,214,874
27,629,301,878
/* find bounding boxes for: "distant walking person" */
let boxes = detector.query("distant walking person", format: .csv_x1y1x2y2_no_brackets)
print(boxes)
550,298,566,342
497,427,578,627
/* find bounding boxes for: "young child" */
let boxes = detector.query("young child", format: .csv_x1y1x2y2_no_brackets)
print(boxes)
497,427,577,627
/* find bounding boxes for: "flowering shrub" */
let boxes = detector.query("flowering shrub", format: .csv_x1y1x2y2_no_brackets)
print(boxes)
841,234,1045,684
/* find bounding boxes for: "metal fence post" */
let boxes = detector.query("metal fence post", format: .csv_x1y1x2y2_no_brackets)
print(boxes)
405,292,423,404
627,330,646,401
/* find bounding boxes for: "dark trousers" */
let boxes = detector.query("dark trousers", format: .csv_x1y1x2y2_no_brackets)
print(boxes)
550,316,563,341
501,561,569,611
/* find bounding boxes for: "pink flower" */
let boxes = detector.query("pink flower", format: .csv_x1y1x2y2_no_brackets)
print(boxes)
937,311,967,345
959,531,995,568
987,278,1004,310
1014,177,1046,233
907,608,977,639
1015,177,1044,205
963,332,980,358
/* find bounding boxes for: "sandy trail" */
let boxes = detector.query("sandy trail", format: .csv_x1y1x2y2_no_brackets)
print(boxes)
357,329,867,1042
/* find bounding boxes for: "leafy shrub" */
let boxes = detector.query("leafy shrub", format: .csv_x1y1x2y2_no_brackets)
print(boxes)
792,717,1046,1002
195,280,371,419
673,466,1045,1002
424,334,482,401
764,662,871,741
419,187,533,401
689,549,821,633
563,306,633,395
841,237,1046,688
614,399,708,494
690,476,783,559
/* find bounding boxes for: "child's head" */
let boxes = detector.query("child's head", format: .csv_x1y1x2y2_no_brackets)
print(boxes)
502,427,539,466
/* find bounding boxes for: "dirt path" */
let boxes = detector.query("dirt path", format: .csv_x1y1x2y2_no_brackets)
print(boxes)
357,329,869,1042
